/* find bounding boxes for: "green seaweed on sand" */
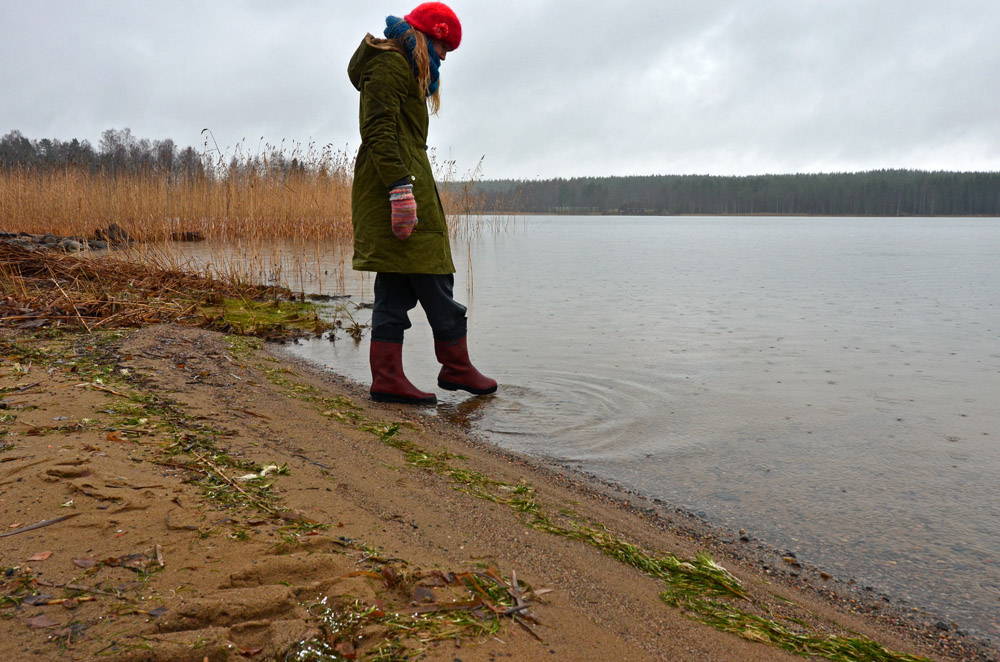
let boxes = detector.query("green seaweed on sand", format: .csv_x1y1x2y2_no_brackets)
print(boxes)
353,424,932,661
198,297,333,338
228,335,934,662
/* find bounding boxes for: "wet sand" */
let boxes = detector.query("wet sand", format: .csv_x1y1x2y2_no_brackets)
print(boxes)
1,324,995,661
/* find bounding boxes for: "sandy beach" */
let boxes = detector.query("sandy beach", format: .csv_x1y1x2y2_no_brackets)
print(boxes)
1,324,995,662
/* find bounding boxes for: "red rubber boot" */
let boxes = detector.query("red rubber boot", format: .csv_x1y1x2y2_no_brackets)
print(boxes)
370,341,437,405
435,337,498,395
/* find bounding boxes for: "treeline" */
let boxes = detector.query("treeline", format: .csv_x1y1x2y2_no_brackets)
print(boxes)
1,128,207,177
469,171,1000,217
7,130,998,216
0,129,339,179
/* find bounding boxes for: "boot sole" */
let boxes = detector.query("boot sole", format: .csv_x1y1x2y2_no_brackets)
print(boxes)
371,391,437,405
437,380,498,396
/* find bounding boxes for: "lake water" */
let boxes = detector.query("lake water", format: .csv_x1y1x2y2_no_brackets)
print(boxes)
188,215,1000,639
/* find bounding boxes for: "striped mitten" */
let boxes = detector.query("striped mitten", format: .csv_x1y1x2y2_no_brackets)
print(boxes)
389,184,418,240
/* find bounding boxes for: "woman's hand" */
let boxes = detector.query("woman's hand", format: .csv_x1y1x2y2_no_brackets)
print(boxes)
389,183,418,240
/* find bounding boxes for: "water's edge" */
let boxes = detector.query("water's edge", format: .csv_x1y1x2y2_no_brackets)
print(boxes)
276,341,998,658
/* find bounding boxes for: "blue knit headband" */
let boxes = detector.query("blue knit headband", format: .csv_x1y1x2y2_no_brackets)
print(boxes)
384,15,441,96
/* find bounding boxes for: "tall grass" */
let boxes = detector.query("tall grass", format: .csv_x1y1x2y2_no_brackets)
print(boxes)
1,141,509,294
0,144,354,242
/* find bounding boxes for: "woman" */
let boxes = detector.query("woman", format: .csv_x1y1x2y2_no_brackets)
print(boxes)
348,3,496,405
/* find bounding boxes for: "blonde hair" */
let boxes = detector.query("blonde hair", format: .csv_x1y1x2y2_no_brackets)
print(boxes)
368,28,441,114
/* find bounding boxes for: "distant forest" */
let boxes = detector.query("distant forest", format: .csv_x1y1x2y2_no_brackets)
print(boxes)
0,129,315,178
4,130,998,216
1,129,210,177
463,171,1000,217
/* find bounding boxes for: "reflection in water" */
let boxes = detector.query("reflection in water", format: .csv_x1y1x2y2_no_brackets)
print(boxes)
150,237,362,296
437,393,497,429
180,216,1000,640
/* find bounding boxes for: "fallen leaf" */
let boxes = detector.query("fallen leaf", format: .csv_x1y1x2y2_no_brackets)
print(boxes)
72,558,97,568
381,566,399,586
106,431,128,442
9,521,24,529
28,551,53,562
27,614,58,629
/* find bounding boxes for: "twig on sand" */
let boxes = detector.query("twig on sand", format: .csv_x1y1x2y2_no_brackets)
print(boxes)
47,272,91,333
0,512,81,538
192,450,261,504
85,382,131,398
36,579,121,597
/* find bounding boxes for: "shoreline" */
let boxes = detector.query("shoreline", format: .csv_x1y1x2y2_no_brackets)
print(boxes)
276,341,999,648
275,338,999,661
1,323,995,661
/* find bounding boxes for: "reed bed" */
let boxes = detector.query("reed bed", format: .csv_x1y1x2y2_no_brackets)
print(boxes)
0,157,353,243
1,147,501,242
1,142,510,295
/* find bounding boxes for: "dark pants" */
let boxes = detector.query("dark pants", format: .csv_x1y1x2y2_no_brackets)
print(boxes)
371,273,467,343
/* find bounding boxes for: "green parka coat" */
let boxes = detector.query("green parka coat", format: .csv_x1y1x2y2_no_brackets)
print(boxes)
348,35,455,274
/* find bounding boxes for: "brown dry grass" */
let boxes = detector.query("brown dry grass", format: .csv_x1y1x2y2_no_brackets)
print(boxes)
0,241,325,338
0,161,354,244
1,148,507,295
0,149,495,243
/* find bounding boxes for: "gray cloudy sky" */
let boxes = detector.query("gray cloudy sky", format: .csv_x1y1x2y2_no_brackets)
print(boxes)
2,1,998,179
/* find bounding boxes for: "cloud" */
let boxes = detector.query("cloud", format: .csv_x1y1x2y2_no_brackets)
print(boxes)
2,0,997,178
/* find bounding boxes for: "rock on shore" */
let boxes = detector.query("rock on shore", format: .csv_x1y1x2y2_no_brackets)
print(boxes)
0,223,133,252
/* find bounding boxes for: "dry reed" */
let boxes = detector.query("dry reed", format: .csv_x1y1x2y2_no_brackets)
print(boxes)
0,154,354,243
0,241,326,338
1,145,499,242
1,140,509,297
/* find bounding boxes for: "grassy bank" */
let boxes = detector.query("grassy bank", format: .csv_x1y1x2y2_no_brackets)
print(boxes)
0,241,345,340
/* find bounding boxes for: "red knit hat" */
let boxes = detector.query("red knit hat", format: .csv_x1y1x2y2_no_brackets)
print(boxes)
404,2,462,51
